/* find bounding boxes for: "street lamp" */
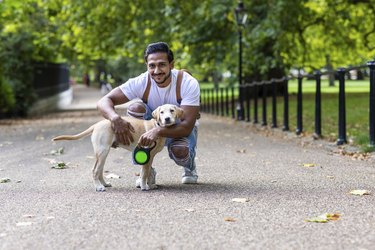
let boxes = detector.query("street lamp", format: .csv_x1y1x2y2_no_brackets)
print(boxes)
235,1,247,121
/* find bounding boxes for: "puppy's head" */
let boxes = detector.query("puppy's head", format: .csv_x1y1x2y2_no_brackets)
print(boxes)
152,104,184,127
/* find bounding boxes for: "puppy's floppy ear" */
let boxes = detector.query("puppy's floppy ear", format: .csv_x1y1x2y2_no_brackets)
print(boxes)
152,107,160,120
175,106,184,119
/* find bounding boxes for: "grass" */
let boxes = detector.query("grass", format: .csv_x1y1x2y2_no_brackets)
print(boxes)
200,79,375,152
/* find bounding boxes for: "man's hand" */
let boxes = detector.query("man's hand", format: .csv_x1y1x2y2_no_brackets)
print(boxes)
138,127,161,147
111,115,135,145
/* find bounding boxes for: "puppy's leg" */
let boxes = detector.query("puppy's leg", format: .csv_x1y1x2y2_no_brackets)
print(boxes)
92,147,111,192
140,157,158,191
140,165,150,191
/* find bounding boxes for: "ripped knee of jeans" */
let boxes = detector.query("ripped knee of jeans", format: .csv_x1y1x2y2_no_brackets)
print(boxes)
127,102,146,119
168,138,190,166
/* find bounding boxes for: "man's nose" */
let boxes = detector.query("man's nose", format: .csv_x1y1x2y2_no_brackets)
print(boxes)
154,66,161,74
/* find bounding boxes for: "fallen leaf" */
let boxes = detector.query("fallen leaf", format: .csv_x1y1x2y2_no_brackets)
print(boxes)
22,214,35,218
16,222,33,226
236,149,246,153
302,163,316,167
224,217,236,222
50,147,64,156
86,156,95,159
232,198,249,203
326,175,335,179
35,135,45,141
183,208,195,212
306,213,340,223
51,162,67,169
0,178,11,183
105,173,121,179
349,190,371,196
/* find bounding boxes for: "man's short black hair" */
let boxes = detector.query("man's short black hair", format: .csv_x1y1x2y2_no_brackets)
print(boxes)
144,42,174,63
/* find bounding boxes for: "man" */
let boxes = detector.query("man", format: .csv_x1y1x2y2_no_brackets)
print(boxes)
97,42,200,186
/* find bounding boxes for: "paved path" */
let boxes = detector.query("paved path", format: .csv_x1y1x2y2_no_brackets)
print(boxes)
0,85,375,250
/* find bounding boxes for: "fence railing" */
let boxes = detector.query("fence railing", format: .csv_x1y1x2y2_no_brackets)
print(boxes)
200,61,375,147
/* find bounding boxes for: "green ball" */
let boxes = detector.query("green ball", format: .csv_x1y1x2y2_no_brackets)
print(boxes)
135,151,148,164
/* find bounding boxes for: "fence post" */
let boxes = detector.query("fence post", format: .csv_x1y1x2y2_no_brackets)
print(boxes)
368,61,375,147
220,88,224,116
314,70,322,138
296,75,303,135
337,68,347,145
283,78,289,131
261,82,267,126
215,88,219,115
211,88,215,114
271,79,277,128
253,84,258,123
231,86,235,119
246,85,251,122
225,88,229,117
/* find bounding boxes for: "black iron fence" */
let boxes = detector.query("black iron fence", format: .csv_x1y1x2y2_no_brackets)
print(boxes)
200,61,375,146
33,62,70,98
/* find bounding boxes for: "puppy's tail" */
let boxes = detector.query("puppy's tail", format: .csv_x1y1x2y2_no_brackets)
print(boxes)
52,125,94,141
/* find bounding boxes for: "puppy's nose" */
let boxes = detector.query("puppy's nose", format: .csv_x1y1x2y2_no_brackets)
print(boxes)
165,117,171,123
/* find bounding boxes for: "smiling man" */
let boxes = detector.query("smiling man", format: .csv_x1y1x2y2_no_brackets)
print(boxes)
97,42,200,187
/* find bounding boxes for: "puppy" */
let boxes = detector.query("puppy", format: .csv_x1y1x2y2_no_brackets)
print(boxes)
52,104,183,191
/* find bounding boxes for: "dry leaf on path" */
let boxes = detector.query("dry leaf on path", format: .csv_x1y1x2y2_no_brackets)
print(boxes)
349,190,371,196
302,163,316,167
51,162,67,169
306,213,340,223
105,173,121,179
224,217,236,222
0,178,11,183
236,149,246,153
183,208,195,212
232,198,249,203
50,147,64,156
16,222,33,226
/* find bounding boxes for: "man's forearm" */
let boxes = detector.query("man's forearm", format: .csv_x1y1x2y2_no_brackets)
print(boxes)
97,97,119,122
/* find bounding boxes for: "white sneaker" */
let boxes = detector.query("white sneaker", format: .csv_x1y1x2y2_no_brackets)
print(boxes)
181,169,198,184
136,167,156,188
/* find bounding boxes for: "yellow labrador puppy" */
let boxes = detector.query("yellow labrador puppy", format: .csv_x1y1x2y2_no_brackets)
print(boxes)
52,104,183,192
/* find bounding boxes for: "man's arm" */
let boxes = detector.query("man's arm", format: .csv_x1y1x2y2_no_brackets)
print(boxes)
97,87,135,145
138,105,199,146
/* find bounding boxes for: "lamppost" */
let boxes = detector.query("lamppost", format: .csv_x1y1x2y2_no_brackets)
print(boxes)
235,1,247,121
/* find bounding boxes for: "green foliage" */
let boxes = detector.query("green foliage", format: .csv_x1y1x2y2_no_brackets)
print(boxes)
0,76,15,114
0,0,375,117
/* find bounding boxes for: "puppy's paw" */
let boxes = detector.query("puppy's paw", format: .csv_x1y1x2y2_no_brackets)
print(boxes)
149,184,158,190
96,185,106,192
141,184,150,191
103,182,112,187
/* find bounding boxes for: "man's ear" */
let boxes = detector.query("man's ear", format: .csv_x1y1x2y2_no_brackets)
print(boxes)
152,107,160,120
176,106,184,119
170,60,174,69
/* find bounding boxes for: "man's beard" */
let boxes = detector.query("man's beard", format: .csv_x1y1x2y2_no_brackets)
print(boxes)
153,71,171,85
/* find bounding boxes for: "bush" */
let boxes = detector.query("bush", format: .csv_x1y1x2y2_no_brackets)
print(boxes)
0,76,15,116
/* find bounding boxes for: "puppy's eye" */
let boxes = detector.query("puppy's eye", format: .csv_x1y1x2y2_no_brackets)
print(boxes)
160,111,164,114
170,109,175,113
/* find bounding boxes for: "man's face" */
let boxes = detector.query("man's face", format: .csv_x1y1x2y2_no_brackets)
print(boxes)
146,52,174,86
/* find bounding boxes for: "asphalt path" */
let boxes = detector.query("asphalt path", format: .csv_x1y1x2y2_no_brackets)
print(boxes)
1,85,375,250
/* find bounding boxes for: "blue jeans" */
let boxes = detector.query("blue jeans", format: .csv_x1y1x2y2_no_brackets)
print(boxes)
144,104,198,172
